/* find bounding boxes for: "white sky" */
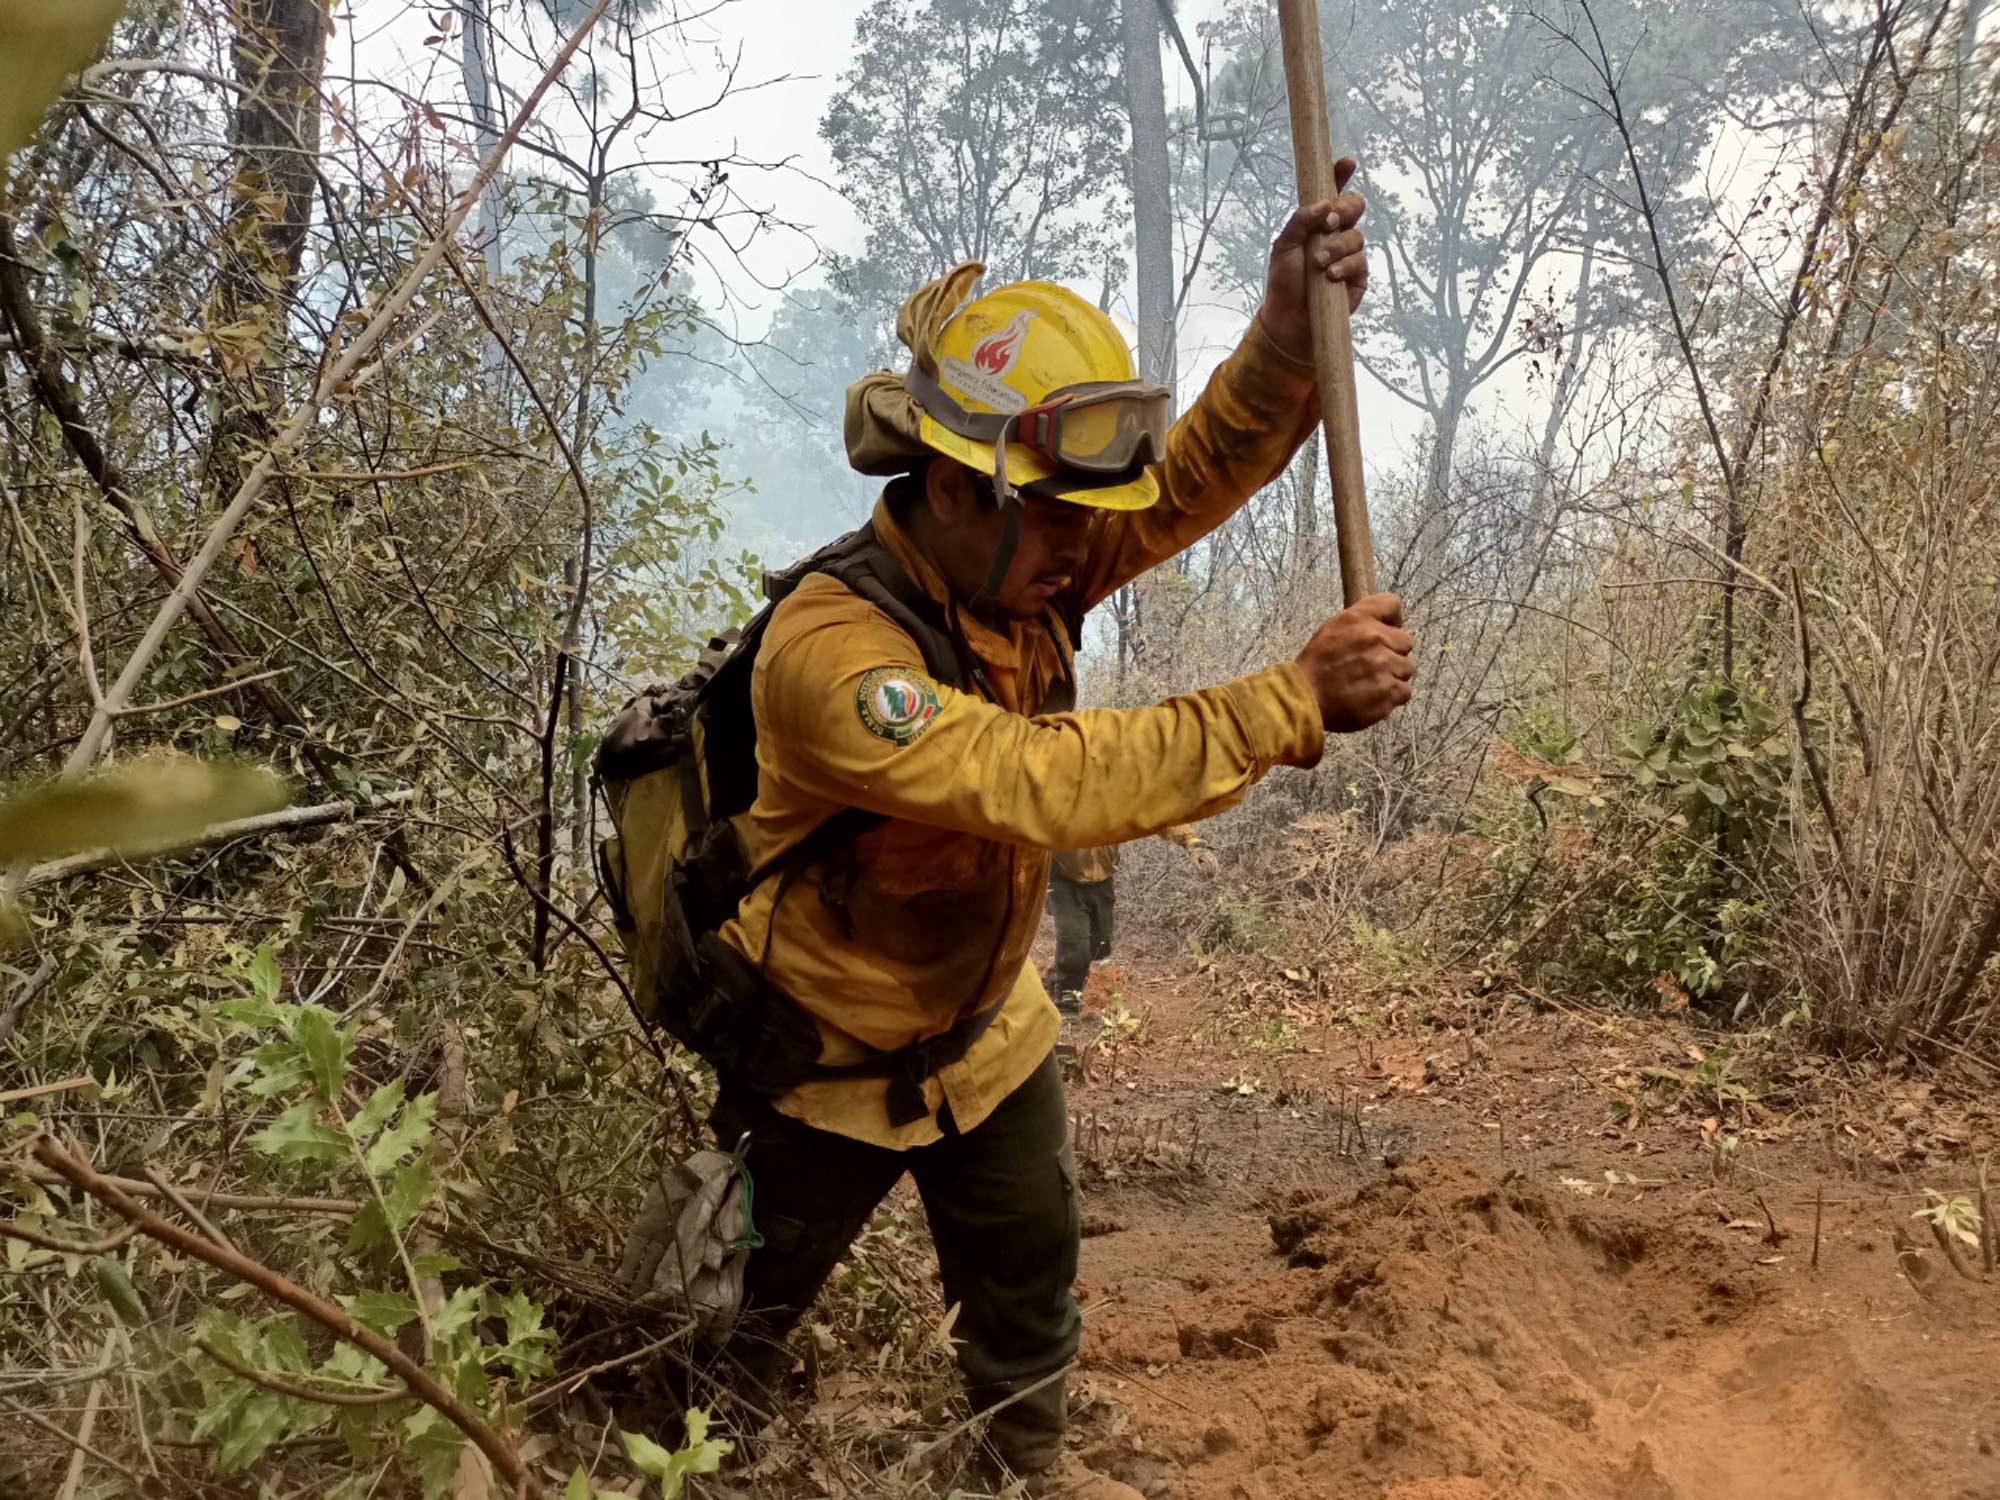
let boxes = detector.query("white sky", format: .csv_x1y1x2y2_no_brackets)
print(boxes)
362,0,1829,491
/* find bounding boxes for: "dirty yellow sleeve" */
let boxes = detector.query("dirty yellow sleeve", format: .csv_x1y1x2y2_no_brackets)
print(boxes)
758,599,1325,850
1075,318,1319,610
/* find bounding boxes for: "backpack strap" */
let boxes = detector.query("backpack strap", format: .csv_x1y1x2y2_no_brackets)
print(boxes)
767,519,971,689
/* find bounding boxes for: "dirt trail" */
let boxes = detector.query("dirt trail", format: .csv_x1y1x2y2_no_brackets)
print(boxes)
1058,961,2000,1500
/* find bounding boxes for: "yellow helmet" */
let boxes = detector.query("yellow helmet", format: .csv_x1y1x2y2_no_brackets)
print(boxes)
907,280,1165,513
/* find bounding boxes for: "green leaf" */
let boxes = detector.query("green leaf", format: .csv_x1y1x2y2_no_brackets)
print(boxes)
250,1102,348,1164
242,1038,310,1100
215,996,286,1031
348,1160,434,1256
565,1469,590,1500
339,1289,420,1337
259,1318,312,1375
293,1006,348,1100
243,942,282,1003
215,1391,289,1472
344,1160,432,1252
432,1284,484,1342
412,1251,463,1278
402,1403,467,1500
318,1343,390,1389
93,1257,146,1325
622,1431,678,1481
350,1079,406,1142
497,1289,544,1347
383,1159,434,1231
365,1090,437,1175
621,1411,732,1499
493,1290,555,1382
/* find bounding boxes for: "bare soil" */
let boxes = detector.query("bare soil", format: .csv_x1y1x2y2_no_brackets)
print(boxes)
1055,957,2000,1500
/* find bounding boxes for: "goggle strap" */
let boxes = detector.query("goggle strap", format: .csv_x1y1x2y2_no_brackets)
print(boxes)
904,363,1013,444
971,458,1023,608
904,362,1168,477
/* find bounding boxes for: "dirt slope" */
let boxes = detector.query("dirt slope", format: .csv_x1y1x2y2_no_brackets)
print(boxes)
1060,960,2000,1500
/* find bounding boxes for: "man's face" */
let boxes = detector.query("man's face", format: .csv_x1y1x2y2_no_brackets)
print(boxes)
925,463,1097,621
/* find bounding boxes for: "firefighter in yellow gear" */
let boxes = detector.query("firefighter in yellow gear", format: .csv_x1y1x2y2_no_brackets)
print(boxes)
710,161,1408,1494
1047,827,1211,1009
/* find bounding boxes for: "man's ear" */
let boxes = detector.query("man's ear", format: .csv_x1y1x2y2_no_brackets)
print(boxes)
924,459,977,526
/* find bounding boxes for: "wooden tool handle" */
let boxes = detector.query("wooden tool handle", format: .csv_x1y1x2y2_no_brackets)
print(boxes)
1277,0,1376,606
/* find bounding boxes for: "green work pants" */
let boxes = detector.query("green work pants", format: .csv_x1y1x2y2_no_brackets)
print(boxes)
709,1051,1081,1473
1047,872,1114,1007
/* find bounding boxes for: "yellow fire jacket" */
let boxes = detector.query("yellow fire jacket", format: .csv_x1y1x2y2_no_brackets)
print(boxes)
718,320,1326,1147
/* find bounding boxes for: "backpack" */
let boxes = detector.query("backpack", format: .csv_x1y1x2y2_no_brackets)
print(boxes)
592,516,1078,1124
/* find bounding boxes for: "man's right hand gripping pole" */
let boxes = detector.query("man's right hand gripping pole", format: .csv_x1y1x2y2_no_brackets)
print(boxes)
1295,593,1415,733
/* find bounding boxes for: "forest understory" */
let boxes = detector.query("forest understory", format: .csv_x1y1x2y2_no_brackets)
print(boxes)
11,939,1999,1500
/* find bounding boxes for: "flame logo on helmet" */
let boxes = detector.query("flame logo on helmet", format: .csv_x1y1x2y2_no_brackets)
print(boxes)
970,310,1034,376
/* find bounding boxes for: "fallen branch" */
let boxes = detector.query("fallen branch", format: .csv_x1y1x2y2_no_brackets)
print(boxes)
21,791,413,890
28,1134,540,1497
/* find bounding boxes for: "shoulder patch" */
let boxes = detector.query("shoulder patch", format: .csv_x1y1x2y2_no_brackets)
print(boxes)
856,667,942,746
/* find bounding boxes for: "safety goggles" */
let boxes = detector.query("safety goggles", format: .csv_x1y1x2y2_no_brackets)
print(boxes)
905,366,1171,481
1013,382,1171,472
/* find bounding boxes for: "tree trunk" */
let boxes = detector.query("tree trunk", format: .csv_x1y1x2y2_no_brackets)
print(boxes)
462,0,507,388
219,0,323,347
210,0,326,472
1123,0,1175,395
563,179,605,868
1532,233,1596,497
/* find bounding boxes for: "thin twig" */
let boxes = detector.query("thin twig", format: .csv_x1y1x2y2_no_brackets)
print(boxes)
54,1331,118,1499
0,1218,141,1256
0,1075,94,1105
196,1337,408,1408
21,792,412,891
896,1362,1074,1472
495,819,696,1137
69,495,104,713
114,667,294,720
2,1384,138,1489
142,1165,238,1256
523,1322,697,1411
1789,565,1855,896
1754,1192,1784,1247
0,954,58,1049
17,1166,366,1217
